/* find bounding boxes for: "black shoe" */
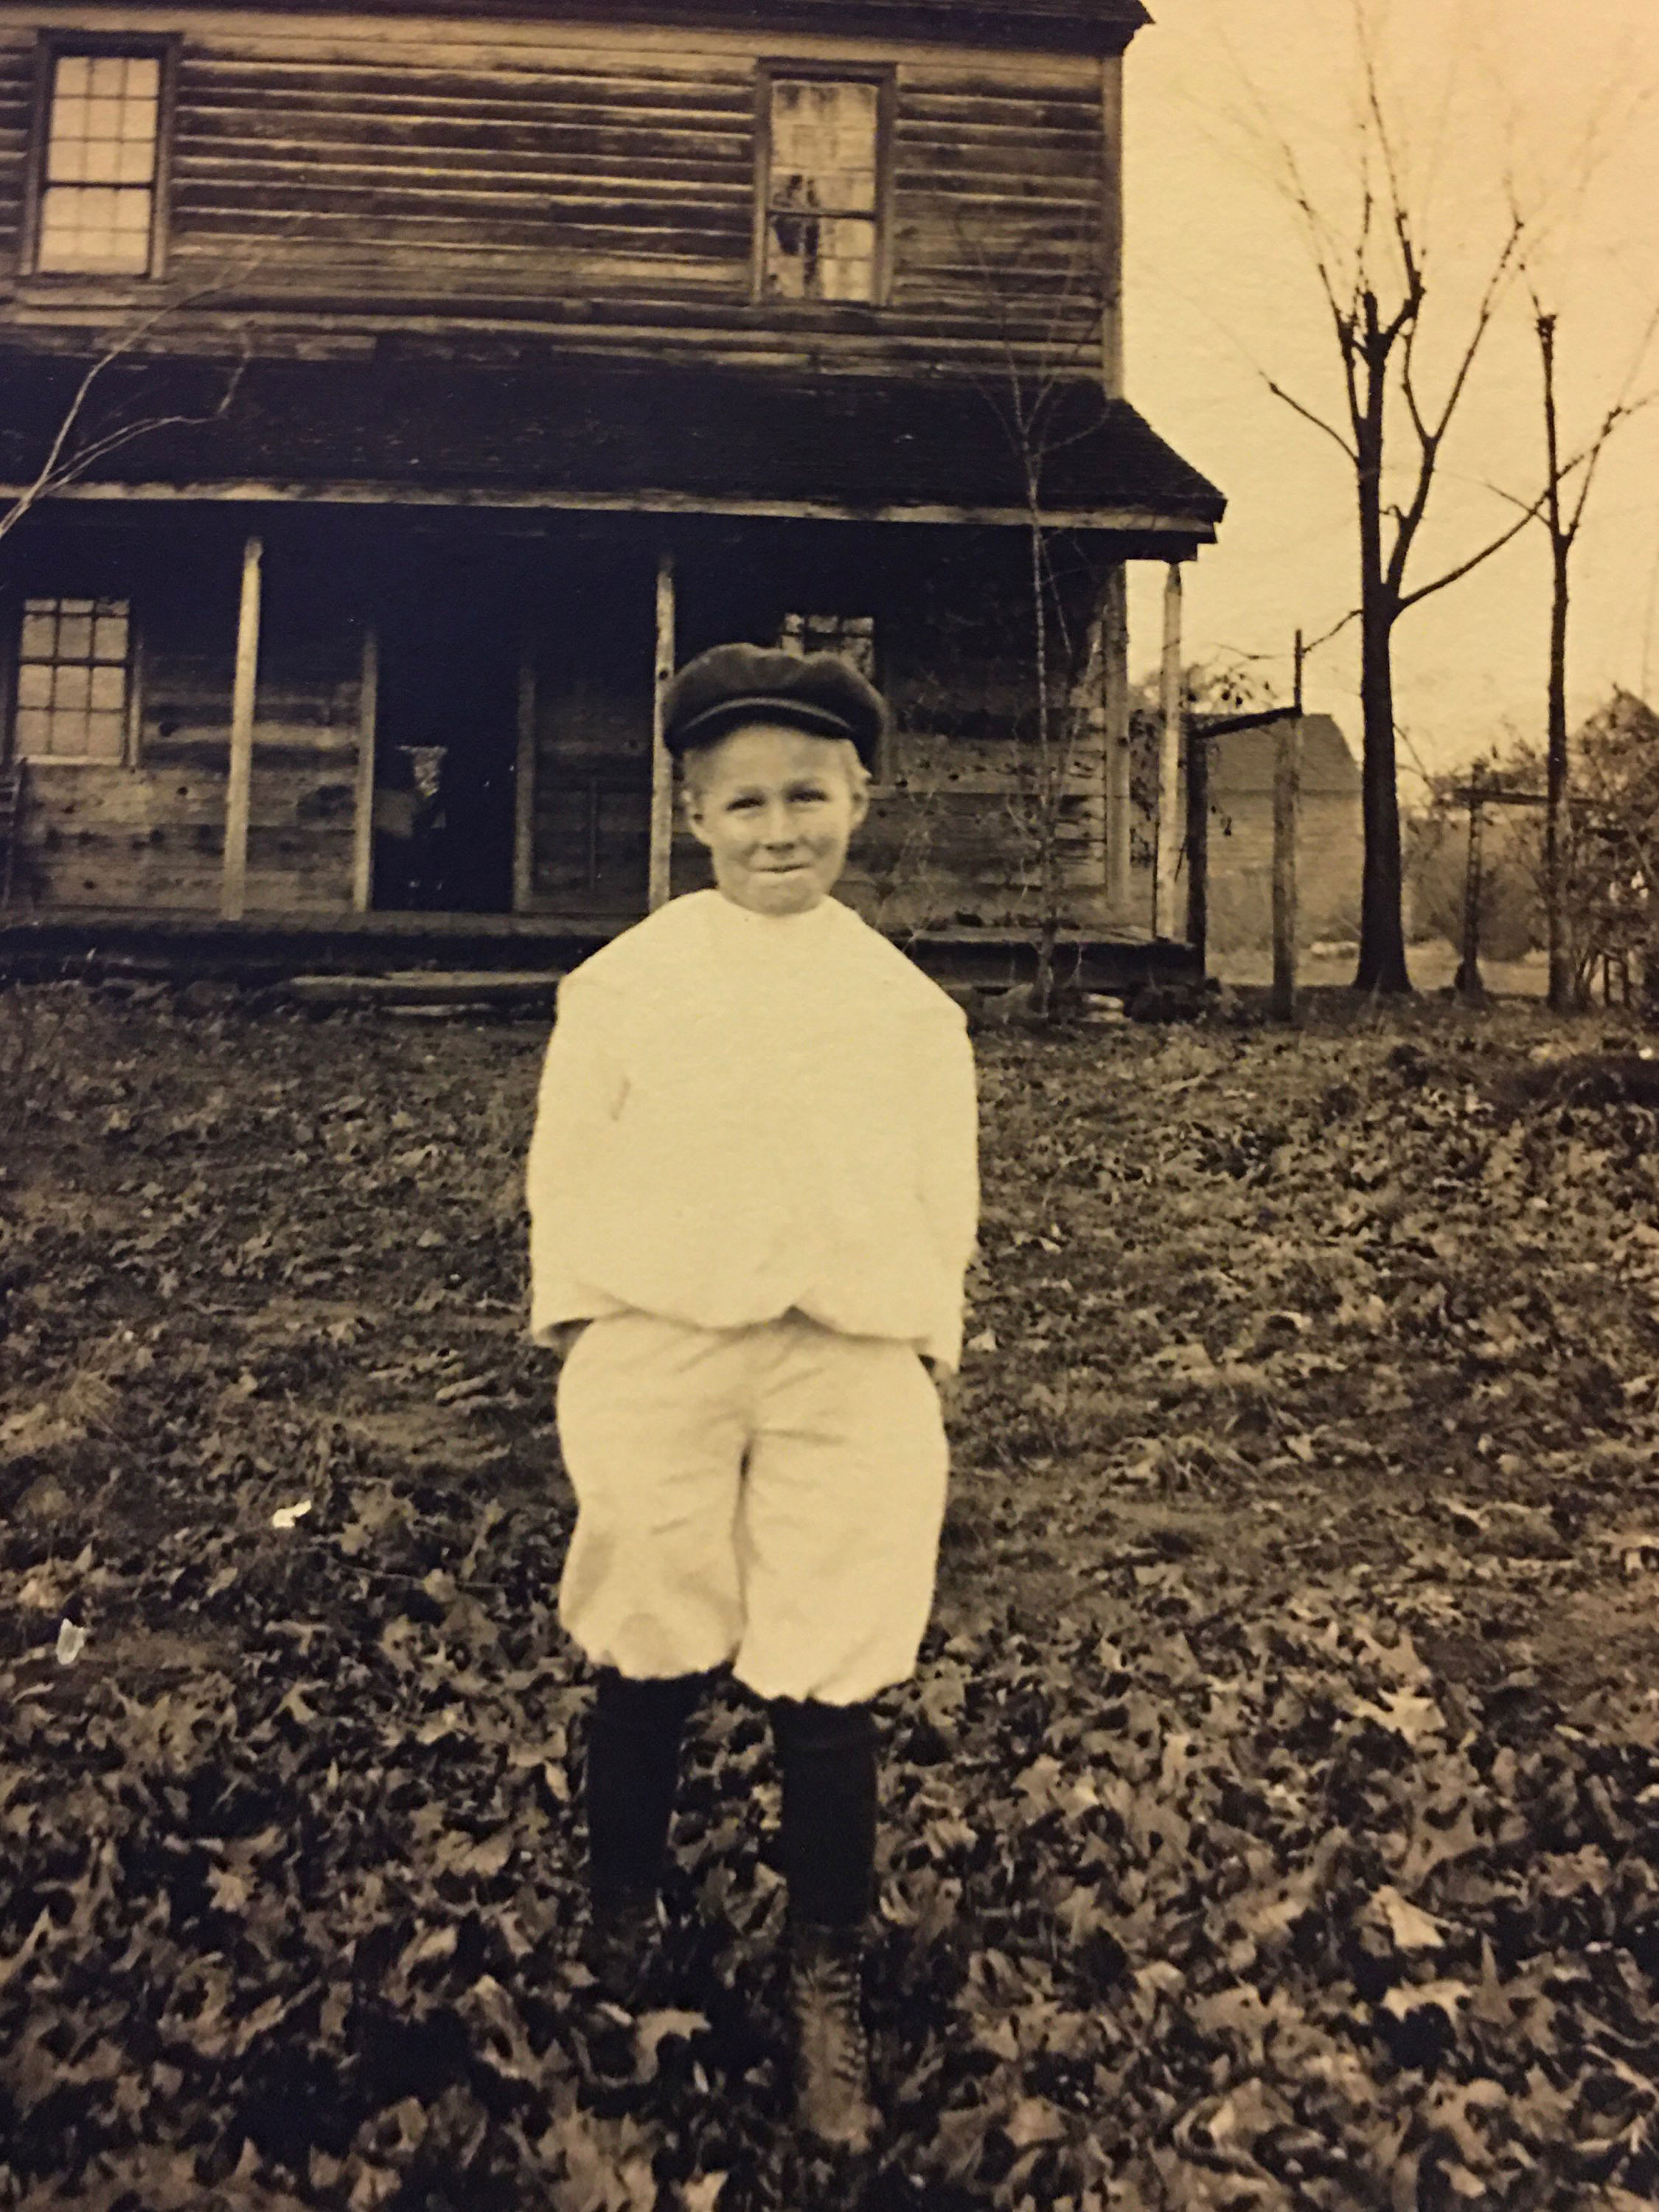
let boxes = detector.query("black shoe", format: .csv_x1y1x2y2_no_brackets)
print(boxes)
788,1921,878,2154
577,1888,662,2009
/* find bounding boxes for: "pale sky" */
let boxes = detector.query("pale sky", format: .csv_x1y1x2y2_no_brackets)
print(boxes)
1122,0,1659,794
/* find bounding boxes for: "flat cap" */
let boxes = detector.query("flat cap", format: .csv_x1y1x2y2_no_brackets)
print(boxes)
662,642,888,772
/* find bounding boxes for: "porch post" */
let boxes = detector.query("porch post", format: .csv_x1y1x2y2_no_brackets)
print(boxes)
220,532,263,922
1153,561,1183,939
350,622,378,913
512,628,538,913
1102,562,1131,910
648,546,676,911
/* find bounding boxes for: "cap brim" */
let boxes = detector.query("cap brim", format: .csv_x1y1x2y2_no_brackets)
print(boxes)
667,695,863,751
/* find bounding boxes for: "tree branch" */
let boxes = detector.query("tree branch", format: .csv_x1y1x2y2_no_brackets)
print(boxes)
1394,499,1548,614
1257,370,1357,462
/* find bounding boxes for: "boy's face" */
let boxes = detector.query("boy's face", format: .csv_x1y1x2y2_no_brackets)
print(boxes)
681,720,870,916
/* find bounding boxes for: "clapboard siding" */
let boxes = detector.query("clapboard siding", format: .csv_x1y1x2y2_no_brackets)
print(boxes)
0,13,1108,375
0,32,29,270
894,60,1101,347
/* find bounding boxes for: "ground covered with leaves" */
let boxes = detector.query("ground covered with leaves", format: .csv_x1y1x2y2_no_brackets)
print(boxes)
4,979,1659,2211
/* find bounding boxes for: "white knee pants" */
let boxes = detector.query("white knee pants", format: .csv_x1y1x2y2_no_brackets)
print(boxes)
554,1309,950,1705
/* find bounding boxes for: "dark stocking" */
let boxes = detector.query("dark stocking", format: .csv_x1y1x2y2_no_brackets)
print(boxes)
584,1667,706,1909
770,1697,878,1931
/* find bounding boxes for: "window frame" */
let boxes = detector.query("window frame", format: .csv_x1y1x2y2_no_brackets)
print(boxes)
9,595,142,768
752,60,896,310
21,31,179,284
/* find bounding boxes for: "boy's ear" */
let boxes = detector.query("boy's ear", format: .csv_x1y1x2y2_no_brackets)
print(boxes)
680,782,712,848
847,776,872,834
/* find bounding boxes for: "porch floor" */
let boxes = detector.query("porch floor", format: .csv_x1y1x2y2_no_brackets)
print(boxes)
0,905,1200,995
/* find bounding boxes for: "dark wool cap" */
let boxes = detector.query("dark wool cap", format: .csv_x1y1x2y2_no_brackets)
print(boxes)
662,642,888,773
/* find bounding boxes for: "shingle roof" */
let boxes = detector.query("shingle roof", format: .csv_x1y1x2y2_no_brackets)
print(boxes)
0,352,1225,532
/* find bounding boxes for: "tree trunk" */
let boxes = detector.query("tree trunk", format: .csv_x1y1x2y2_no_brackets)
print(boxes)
1352,383,1412,994
1545,537,1571,1008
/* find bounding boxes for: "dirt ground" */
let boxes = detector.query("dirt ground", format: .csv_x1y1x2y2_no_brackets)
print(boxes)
3,978,1659,2211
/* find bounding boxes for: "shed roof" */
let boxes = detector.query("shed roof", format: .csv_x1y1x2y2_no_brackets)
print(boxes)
1208,714,1359,800
0,353,1225,535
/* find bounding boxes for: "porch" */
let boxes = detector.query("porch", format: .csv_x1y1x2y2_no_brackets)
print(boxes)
0,359,1223,961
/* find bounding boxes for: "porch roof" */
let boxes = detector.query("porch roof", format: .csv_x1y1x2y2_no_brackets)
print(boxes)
0,353,1224,540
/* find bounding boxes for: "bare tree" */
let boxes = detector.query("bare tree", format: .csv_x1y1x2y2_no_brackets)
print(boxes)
0,256,281,549
950,218,1128,1020
1243,10,1565,994
1518,296,1658,1006
1,328,248,552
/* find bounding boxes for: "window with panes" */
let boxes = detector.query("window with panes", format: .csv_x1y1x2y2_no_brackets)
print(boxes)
760,75,884,304
778,613,876,680
13,599,133,762
777,613,883,775
35,50,163,275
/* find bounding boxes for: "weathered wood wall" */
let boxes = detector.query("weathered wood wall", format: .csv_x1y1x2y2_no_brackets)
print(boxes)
0,10,1106,375
5,536,365,913
4,510,1141,927
526,546,653,916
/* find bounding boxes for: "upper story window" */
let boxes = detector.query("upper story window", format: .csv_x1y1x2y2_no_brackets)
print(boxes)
35,49,164,275
759,73,887,305
13,598,133,762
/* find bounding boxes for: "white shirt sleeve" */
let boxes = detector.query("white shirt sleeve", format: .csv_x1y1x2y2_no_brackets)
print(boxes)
524,975,628,1341
914,1011,980,1371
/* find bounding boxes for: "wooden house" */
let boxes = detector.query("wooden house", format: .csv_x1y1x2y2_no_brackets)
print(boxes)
0,0,1223,978
1205,714,1363,956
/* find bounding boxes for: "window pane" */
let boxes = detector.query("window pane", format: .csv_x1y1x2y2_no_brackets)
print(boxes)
127,58,160,100
60,599,95,616
55,665,94,711
765,219,810,299
81,137,123,184
819,220,876,300
15,709,52,756
91,612,128,660
83,712,126,761
55,55,90,96
48,94,88,145
90,664,127,712
19,612,57,658
88,55,126,97
57,613,93,660
16,663,53,709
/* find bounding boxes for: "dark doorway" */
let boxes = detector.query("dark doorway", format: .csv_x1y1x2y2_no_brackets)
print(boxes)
372,543,519,913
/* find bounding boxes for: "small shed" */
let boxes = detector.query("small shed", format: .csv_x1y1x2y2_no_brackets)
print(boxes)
1205,713,1363,954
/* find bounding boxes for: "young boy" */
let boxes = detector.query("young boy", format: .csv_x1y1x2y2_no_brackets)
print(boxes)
525,641,978,2153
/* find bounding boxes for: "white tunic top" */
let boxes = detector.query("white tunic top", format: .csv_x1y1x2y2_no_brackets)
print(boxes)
526,889,979,1368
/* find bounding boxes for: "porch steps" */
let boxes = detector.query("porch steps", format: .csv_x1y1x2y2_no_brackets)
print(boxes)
0,911,1200,998
279,968,563,1014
